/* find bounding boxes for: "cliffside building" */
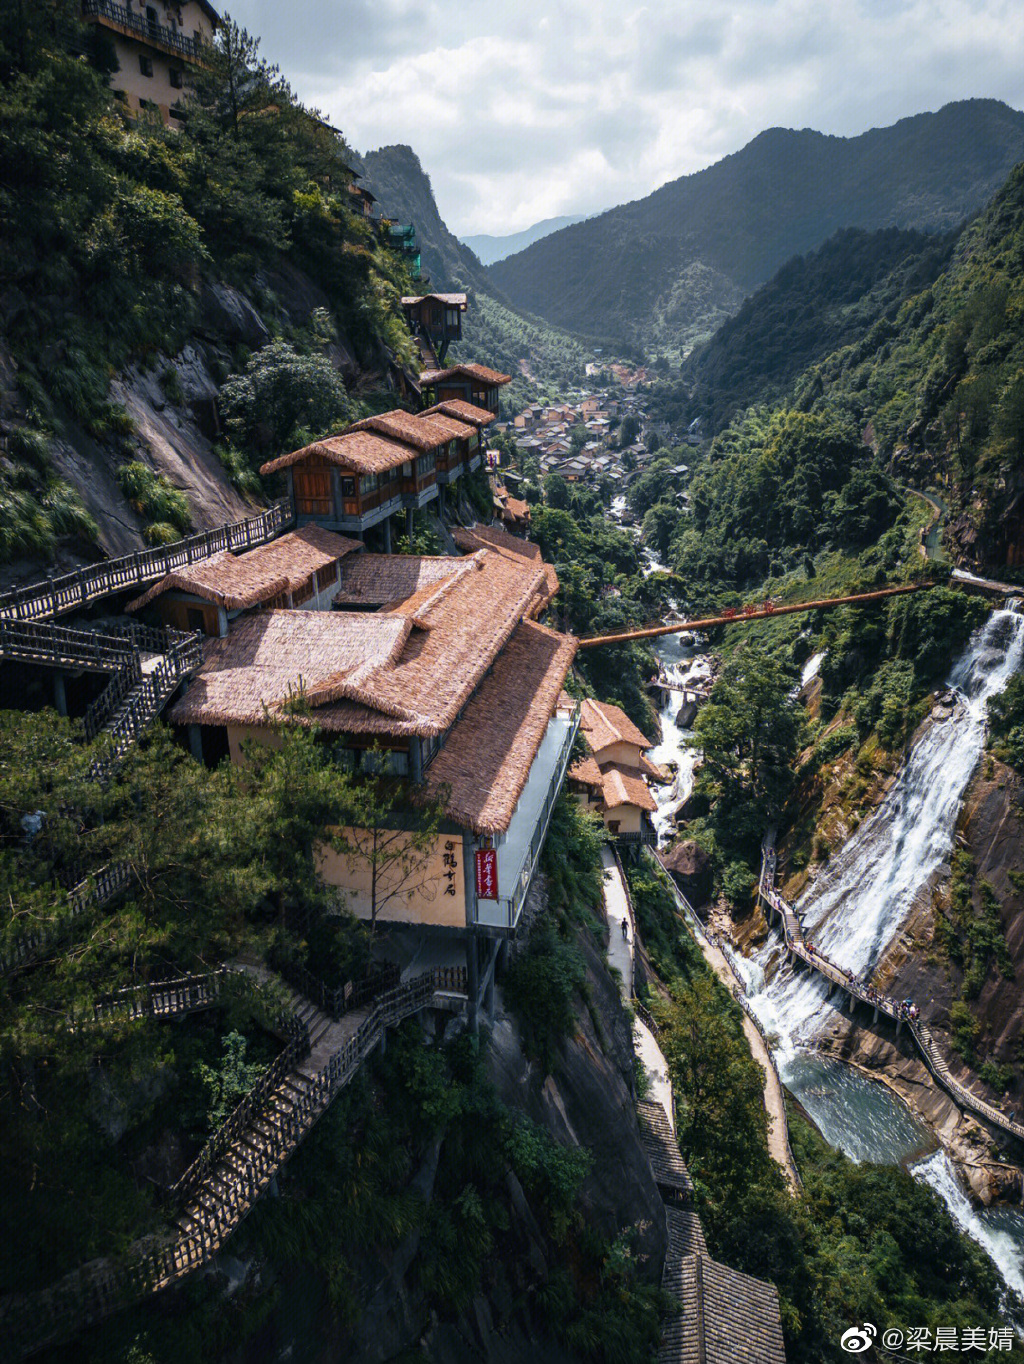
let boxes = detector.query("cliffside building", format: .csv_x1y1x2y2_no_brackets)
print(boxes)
260,405,493,548
168,546,579,1025
401,293,466,366
569,698,665,847
419,363,511,417
82,0,220,125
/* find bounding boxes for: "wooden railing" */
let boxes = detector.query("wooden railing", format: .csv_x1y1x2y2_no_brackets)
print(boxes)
87,971,226,1028
1,965,469,1359
0,500,291,622
82,0,205,60
0,863,132,977
277,958,400,1020
759,848,1024,1147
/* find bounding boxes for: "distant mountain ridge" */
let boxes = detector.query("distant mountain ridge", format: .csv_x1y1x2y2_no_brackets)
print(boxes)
487,99,1024,352
462,215,587,265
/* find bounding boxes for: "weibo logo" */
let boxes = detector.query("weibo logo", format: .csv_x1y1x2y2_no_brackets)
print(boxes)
840,1323,877,1353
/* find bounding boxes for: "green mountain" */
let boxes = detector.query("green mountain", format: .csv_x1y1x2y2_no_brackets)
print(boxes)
462,215,586,266
682,226,958,435
356,146,586,409
488,100,1024,355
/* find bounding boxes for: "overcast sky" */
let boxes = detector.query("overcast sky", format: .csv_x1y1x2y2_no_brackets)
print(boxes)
225,1,1024,238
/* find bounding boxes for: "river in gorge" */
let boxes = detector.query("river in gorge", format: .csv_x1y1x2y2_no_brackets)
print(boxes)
620,504,1024,1310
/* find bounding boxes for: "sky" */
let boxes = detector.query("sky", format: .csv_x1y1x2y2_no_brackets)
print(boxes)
225,1,1024,238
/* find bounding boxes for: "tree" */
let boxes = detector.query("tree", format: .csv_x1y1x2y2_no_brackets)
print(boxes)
694,646,799,813
543,472,570,509
569,423,588,453
329,759,450,934
188,19,290,140
220,340,349,454
619,414,640,446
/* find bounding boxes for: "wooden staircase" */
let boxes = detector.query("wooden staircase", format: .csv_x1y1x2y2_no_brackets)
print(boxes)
1,965,468,1359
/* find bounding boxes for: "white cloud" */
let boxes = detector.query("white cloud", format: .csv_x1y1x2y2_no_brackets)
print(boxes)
226,0,1024,235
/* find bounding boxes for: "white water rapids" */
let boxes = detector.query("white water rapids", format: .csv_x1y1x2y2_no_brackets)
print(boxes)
634,521,1024,1308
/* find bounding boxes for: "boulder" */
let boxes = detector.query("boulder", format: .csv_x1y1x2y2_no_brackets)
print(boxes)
675,788,710,822
662,838,713,905
199,281,270,350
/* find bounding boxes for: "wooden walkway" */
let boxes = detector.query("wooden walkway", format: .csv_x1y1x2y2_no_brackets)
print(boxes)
759,844,1024,1150
1,963,468,1360
0,501,292,623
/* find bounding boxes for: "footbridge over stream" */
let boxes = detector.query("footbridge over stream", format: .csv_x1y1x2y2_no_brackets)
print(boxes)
759,842,1024,1160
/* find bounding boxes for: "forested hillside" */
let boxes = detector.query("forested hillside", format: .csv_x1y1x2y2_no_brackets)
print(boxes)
0,4,416,571
488,100,1024,355
681,227,958,435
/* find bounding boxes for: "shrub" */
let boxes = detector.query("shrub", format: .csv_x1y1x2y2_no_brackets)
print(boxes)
503,919,586,1072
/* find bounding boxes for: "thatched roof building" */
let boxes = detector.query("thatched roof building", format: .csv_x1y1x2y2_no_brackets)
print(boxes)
169,548,577,835
421,399,497,430
127,526,360,615
451,525,559,610
260,430,413,478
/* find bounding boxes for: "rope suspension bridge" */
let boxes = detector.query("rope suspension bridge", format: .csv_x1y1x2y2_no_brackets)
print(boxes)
577,581,934,648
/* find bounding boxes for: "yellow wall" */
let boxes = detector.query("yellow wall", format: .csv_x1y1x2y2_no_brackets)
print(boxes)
590,738,643,767
227,724,285,765
317,830,466,927
603,803,644,834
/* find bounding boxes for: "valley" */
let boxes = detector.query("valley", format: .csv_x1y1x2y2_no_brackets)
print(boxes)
2,7,1024,1362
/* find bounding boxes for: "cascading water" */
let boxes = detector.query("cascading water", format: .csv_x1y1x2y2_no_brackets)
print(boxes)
731,607,1024,1310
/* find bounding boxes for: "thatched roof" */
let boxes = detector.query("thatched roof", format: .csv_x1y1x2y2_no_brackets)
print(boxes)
334,554,467,609
260,430,411,477
424,621,577,834
168,610,415,728
421,399,497,429
348,410,456,452
637,1099,693,1196
569,753,603,787
579,698,653,754
601,763,658,813
451,526,558,607
171,548,552,741
127,527,361,613
659,1256,786,1364
401,293,467,308
419,363,511,387
417,411,476,442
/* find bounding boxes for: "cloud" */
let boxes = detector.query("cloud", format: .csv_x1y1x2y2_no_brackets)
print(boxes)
226,0,1024,235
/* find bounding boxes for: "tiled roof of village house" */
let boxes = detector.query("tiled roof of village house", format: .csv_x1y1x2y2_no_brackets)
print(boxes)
421,399,497,428
171,549,549,744
348,410,460,452
423,620,577,834
637,1099,693,1196
126,527,361,613
600,763,658,813
665,1208,708,1263
333,554,467,609
260,430,411,477
659,1255,787,1364
400,293,468,308
579,697,653,753
419,363,512,386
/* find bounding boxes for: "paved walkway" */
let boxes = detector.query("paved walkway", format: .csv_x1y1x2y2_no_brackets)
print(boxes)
652,853,801,1195
601,846,675,1130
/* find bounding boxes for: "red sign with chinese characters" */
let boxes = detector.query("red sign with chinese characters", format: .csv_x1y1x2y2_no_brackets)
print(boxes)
475,848,498,900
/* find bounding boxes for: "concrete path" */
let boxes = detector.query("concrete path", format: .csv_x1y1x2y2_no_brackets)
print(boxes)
601,846,675,1131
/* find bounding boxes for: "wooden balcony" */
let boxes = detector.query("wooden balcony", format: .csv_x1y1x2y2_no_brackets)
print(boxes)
82,0,206,61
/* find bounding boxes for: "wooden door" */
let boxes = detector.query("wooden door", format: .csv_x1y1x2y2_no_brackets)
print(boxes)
293,463,332,516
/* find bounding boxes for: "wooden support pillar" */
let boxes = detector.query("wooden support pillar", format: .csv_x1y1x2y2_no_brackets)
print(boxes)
438,483,446,520
52,671,67,717
466,933,479,1035
382,514,393,555
873,1006,879,1024
188,725,203,763
406,506,415,540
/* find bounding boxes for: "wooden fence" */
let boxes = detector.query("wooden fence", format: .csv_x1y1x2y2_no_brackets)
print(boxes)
0,500,292,623
0,863,133,977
